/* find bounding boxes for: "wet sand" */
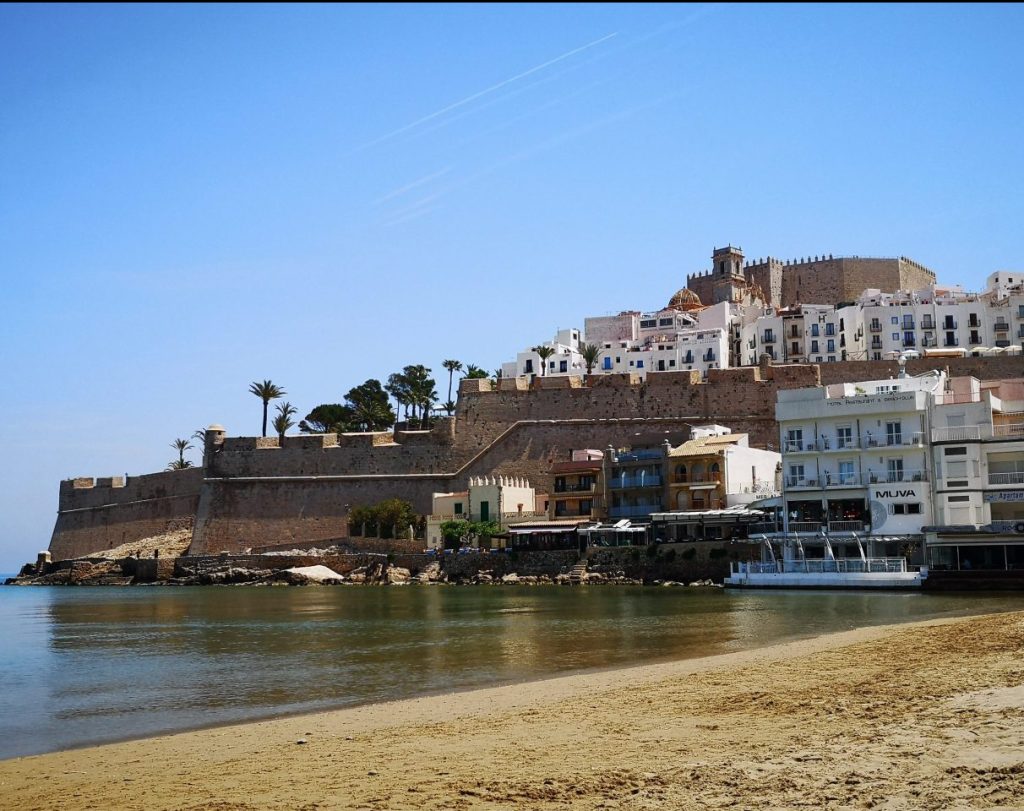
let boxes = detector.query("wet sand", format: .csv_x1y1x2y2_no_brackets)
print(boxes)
2,610,1022,810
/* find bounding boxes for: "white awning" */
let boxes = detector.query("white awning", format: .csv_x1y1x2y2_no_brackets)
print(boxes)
507,526,577,534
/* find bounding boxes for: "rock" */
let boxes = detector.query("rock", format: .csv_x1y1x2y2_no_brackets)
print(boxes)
296,739,308,745
416,562,442,583
555,573,570,584
584,572,604,583
386,566,411,584
501,573,520,584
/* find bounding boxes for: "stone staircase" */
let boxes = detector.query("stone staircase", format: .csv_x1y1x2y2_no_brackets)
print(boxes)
568,560,588,584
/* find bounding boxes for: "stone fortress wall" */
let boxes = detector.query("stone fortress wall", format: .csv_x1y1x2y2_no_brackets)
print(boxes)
686,253,937,307
48,355,1022,560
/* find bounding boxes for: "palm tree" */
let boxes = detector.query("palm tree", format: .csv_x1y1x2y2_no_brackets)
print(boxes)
442,360,463,414
464,364,488,379
249,380,286,437
581,343,602,375
168,438,193,470
273,402,297,440
532,345,556,377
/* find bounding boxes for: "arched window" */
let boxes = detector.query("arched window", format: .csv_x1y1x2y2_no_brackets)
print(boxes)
710,462,721,481
675,464,686,482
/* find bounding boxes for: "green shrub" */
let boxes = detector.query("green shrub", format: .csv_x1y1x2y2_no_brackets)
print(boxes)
681,547,697,560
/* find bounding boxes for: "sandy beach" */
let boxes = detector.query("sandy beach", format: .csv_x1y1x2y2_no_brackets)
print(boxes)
2,610,1022,810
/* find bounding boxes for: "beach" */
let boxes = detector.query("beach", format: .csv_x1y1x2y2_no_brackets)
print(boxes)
2,610,1022,810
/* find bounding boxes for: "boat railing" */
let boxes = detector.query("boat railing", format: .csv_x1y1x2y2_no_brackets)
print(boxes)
735,558,908,575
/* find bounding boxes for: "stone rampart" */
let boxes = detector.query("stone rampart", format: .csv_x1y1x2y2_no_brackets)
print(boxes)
48,357,1019,560
49,468,202,561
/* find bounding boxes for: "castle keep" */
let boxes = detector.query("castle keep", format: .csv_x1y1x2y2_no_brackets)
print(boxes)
685,246,936,307
48,355,1022,561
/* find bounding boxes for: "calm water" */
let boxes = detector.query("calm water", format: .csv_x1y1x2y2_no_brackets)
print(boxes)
1,585,1022,761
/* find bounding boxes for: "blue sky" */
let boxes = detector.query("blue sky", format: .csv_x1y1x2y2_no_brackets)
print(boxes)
2,3,1023,571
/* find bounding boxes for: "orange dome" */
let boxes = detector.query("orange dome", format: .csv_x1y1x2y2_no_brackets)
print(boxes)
667,287,703,311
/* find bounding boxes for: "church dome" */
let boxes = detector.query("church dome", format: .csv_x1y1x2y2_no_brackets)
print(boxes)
667,287,703,311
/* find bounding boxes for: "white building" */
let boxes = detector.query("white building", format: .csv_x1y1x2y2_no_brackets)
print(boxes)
926,377,1024,572
425,476,547,549
502,328,584,379
775,371,943,553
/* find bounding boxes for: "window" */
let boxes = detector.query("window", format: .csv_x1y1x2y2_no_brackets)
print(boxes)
602,357,612,370
891,316,899,325
887,458,904,482
839,460,856,484
944,447,967,456
837,426,853,448
636,360,644,368
453,502,463,515
827,339,835,352
945,461,967,478
559,360,568,373
525,359,534,374
786,429,803,452
811,340,819,353
948,495,970,503
816,356,823,362
659,318,673,326
891,503,921,515
640,319,657,328
549,361,555,369
825,323,835,336
791,342,799,355
892,332,900,341
669,359,675,367
811,324,820,336
788,463,805,484
615,356,620,364
886,421,902,445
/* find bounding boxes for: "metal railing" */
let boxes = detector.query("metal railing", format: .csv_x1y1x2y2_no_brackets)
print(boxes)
610,475,662,489
672,474,721,484
785,478,818,488
993,423,1024,439
932,425,982,442
738,558,908,575
553,483,595,493
994,321,1010,331
609,505,661,518
787,521,822,532
615,450,664,462
828,520,866,532
989,471,1024,485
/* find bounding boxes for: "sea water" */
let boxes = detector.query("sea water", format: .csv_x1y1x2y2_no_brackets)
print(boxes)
0,584,1021,760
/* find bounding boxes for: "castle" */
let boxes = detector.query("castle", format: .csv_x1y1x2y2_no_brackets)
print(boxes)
685,246,937,307
48,354,1023,562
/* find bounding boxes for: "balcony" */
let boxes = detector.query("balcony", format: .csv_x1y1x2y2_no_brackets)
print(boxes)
994,321,1010,332
943,338,960,347
610,475,662,489
969,335,983,345
785,477,819,488
869,322,882,333
787,521,823,533
902,339,917,348
902,320,915,330
762,332,776,343
942,320,958,330
866,469,928,484
993,423,1024,439
870,340,883,350
932,425,982,442
921,319,935,330
822,472,864,488
554,506,593,517
969,319,981,329
882,433,925,447
553,482,595,493
615,449,664,462
989,471,1024,486
609,505,661,518
828,520,866,533
672,474,721,485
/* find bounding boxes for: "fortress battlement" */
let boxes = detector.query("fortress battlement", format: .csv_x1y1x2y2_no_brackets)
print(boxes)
49,355,1023,561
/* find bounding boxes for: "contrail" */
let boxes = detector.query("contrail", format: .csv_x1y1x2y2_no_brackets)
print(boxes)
372,167,452,206
360,31,618,149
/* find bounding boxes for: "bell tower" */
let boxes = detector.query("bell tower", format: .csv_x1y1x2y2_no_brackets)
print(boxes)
711,245,747,304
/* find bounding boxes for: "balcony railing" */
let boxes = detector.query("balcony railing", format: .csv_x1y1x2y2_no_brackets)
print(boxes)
869,322,882,332
822,473,864,487
989,520,1024,532
969,335,983,345
610,475,662,489
932,425,982,442
785,477,819,488
993,423,1024,439
989,471,1024,485
786,521,822,532
553,483,595,493
672,474,721,484
881,432,925,447
921,319,935,330
609,505,662,518
994,321,1010,331
828,520,866,533
762,333,776,343
943,320,958,330
615,450,664,462
867,469,928,483
943,338,960,347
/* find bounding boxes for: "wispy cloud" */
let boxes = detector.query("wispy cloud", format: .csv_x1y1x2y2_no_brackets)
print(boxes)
372,167,453,206
356,31,619,151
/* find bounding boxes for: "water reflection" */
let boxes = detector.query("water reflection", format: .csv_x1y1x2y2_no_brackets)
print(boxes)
0,585,1019,760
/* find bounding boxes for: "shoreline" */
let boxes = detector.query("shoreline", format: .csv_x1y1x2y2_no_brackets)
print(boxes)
3,610,1023,809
